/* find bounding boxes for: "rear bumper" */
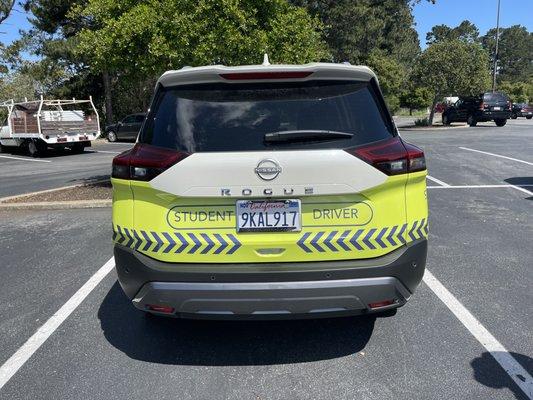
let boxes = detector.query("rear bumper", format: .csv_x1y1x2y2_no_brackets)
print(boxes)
114,239,427,319
477,110,510,120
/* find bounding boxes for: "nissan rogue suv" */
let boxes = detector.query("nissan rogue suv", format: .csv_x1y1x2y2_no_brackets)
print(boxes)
111,62,428,319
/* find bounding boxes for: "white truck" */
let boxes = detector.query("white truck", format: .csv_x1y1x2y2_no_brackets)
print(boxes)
0,97,101,157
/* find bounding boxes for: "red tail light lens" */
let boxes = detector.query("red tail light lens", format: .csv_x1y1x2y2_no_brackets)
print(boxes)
112,143,189,181
479,102,485,110
220,71,313,80
345,137,426,175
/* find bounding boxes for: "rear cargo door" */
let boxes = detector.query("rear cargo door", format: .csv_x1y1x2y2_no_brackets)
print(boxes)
123,79,420,263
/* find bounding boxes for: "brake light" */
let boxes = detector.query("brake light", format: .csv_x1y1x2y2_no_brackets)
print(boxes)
507,101,512,110
146,304,175,314
479,102,485,110
112,143,189,181
220,71,313,80
368,300,395,309
345,137,426,175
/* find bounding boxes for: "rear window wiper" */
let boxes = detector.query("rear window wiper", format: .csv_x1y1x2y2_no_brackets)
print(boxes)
264,130,353,143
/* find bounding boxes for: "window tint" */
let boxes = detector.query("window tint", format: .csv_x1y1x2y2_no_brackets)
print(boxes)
483,92,508,103
134,115,145,123
141,80,394,152
123,115,136,124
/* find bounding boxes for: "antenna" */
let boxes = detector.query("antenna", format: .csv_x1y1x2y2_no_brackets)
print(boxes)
262,53,271,66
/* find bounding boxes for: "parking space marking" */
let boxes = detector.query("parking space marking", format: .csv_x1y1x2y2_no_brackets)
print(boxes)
427,184,533,190
426,175,450,187
423,269,533,399
90,150,121,154
0,155,51,163
459,147,533,166
0,257,115,390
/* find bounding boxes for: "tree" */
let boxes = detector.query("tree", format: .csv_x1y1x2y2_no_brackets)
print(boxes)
497,81,532,104
0,0,16,25
367,50,406,113
291,0,421,67
426,20,479,45
400,86,433,115
413,39,491,125
481,25,533,84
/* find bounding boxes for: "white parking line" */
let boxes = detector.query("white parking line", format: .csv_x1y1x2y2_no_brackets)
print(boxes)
91,150,121,154
423,269,533,399
427,184,533,190
0,257,115,390
459,147,533,166
0,155,51,163
426,175,450,187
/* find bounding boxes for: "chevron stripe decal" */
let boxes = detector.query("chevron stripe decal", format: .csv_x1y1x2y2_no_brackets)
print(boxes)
112,219,427,257
294,219,428,253
113,226,243,256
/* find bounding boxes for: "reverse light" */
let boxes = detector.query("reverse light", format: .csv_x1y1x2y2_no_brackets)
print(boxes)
345,137,426,175
112,143,190,181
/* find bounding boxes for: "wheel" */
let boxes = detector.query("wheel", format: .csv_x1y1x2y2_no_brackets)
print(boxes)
71,143,86,154
27,140,46,157
107,131,117,142
526,116,532,120
467,114,477,127
494,118,507,127
442,113,450,126
511,113,517,119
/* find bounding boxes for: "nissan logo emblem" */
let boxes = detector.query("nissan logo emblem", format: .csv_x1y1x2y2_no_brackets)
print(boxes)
254,159,282,181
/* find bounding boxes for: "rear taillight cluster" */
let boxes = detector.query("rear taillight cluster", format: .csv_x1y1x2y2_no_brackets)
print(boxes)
112,143,189,181
345,137,426,175
479,102,485,110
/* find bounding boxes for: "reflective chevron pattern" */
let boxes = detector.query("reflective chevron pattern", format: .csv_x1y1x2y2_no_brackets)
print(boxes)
296,219,428,253
113,226,241,255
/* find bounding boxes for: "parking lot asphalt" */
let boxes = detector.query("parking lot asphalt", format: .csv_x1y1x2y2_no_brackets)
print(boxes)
0,140,133,198
0,119,531,399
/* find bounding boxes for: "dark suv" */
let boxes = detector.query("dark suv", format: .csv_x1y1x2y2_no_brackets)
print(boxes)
511,103,533,119
442,92,511,127
105,113,146,142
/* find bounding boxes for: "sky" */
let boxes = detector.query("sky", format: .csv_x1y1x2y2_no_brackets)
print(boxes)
1,0,533,51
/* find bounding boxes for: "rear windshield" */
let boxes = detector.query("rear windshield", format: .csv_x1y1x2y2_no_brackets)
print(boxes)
483,92,508,103
140,80,394,152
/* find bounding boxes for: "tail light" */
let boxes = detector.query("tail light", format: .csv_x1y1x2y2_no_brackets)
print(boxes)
220,71,313,80
479,102,485,110
345,137,426,175
507,101,512,110
112,143,189,181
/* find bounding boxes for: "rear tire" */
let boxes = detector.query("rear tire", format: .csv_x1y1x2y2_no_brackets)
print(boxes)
494,118,507,127
71,143,86,154
27,140,47,157
442,114,450,126
511,113,518,119
107,131,117,142
526,116,532,120
467,114,477,127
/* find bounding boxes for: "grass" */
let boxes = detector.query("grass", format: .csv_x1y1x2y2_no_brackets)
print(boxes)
394,108,429,117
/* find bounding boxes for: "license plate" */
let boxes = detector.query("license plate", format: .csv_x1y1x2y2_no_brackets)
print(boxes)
493,106,501,111
236,199,301,232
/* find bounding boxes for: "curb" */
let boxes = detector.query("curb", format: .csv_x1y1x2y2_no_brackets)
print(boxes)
0,199,112,210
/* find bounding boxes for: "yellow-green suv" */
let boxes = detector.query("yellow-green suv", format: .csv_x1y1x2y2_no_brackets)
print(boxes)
111,62,428,319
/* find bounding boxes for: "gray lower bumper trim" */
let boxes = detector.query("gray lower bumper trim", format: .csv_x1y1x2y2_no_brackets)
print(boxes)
132,277,411,318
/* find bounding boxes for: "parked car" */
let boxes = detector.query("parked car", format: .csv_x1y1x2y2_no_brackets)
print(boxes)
442,92,511,127
105,113,146,142
111,61,428,319
511,103,533,119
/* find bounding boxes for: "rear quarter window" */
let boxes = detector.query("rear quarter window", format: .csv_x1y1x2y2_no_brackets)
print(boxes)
141,80,394,152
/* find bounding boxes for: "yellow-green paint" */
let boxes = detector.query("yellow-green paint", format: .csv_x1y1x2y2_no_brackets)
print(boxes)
111,171,428,263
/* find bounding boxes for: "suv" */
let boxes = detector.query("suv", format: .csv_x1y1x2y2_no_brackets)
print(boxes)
442,92,511,127
511,103,533,119
111,62,428,319
105,113,146,142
